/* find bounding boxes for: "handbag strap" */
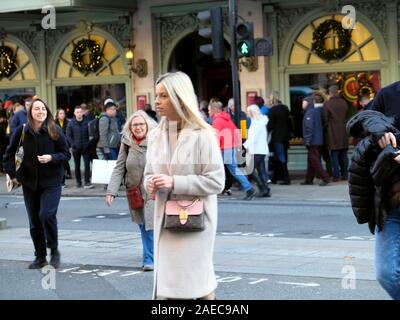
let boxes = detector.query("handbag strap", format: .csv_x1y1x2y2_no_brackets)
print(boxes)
17,124,26,149
176,198,200,209
124,142,144,188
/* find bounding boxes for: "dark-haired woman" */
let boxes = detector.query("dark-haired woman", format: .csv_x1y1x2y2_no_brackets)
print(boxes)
55,108,72,183
3,99,70,269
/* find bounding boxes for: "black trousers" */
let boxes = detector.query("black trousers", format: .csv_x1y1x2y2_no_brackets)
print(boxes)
73,150,91,185
23,185,62,257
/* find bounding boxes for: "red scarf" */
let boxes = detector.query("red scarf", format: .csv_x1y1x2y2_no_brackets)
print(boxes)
132,135,145,145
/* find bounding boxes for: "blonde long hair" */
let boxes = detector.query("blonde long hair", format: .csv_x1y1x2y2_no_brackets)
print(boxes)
155,71,215,135
247,104,262,120
122,110,157,139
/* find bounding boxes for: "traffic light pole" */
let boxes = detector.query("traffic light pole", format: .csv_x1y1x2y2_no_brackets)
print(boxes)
229,0,241,128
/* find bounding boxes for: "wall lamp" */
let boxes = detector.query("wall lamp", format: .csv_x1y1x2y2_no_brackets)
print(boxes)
125,46,148,78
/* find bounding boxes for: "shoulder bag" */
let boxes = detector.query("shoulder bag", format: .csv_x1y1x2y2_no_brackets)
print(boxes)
164,198,205,232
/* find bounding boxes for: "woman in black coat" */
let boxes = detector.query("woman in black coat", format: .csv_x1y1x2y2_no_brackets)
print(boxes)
3,99,70,269
55,108,71,182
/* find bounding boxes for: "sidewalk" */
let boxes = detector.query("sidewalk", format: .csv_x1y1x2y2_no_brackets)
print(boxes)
0,172,351,204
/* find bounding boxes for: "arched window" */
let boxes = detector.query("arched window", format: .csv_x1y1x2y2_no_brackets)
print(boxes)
0,41,36,81
55,34,126,78
290,15,381,65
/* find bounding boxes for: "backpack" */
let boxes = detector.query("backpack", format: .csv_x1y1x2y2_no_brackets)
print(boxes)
88,117,100,148
88,115,111,148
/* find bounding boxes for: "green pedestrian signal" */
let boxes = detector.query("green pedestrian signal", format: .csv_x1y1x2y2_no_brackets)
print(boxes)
239,41,250,55
236,22,254,57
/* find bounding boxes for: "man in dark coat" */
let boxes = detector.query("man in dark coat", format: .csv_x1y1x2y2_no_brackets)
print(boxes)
267,97,292,185
66,105,92,189
301,94,330,186
324,85,349,181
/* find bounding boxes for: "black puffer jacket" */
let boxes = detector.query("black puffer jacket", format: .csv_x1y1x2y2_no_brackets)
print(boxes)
347,110,400,234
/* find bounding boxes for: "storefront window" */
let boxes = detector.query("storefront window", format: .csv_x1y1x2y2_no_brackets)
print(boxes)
56,84,126,118
0,88,35,103
289,71,381,141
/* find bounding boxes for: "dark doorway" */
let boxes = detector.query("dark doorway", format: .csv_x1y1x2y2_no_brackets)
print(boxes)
168,32,232,106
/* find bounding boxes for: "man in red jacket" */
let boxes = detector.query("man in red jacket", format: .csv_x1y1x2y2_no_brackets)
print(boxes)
209,101,256,200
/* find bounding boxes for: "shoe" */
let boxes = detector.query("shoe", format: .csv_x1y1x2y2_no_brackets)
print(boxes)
76,183,82,188
50,250,61,269
222,189,232,196
341,177,348,181
256,189,271,197
143,265,154,271
319,180,329,186
62,184,66,189
28,257,48,269
84,183,94,189
300,181,314,185
332,177,340,182
279,181,291,185
243,188,256,200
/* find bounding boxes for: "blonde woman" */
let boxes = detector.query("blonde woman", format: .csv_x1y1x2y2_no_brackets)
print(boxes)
144,71,225,300
244,104,271,197
106,110,157,271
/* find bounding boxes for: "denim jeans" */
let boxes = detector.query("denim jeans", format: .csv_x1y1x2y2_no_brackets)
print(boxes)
221,148,252,192
274,142,287,164
139,224,154,267
375,209,400,300
97,147,119,160
330,149,349,180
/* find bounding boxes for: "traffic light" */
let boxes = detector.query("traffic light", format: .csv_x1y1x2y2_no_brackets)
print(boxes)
236,22,254,57
197,7,225,60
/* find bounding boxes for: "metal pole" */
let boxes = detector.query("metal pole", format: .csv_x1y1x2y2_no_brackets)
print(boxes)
229,0,241,128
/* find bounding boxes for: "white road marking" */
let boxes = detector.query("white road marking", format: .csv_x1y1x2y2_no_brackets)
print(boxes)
118,213,129,216
96,216,106,219
96,270,120,277
278,281,320,287
248,278,269,285
216,276,242,283
72,219,82,222
121,271,142,277
320,235,339,239
344,236,365,240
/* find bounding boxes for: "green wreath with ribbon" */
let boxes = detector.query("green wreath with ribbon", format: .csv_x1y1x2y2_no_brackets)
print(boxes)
71,39,102,74
311,19,351,62
0,46,16,78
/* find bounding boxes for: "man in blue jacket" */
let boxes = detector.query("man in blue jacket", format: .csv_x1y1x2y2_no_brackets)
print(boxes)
301,94,330,186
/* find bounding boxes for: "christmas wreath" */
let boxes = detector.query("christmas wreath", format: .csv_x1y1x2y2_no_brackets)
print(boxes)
0,46,16,78
71,39,102,74
311,19,351,62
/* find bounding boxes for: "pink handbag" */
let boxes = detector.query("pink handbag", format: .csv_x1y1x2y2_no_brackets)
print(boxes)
164,199,205,232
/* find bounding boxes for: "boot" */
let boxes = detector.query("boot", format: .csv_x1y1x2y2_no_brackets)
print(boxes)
243,187,256,200
28,256,48,269
279,164,291,185
50,249,61,269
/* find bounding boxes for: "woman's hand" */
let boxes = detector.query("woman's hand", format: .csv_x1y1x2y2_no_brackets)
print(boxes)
147,177,156,194
37,154,52,164
378,132,397,149
152,174,174,190
106,194,114,207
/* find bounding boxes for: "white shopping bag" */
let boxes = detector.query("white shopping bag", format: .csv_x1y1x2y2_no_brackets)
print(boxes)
91,159,117,184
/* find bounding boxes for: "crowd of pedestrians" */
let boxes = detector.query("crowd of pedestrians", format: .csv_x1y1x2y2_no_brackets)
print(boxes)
3,72,400,300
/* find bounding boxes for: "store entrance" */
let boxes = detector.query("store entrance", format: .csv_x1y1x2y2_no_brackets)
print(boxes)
168,32,232,106
56,84,126,118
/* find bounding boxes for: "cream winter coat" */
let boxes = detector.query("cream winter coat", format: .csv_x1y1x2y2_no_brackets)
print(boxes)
107,134,154,230
144,122,225,299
